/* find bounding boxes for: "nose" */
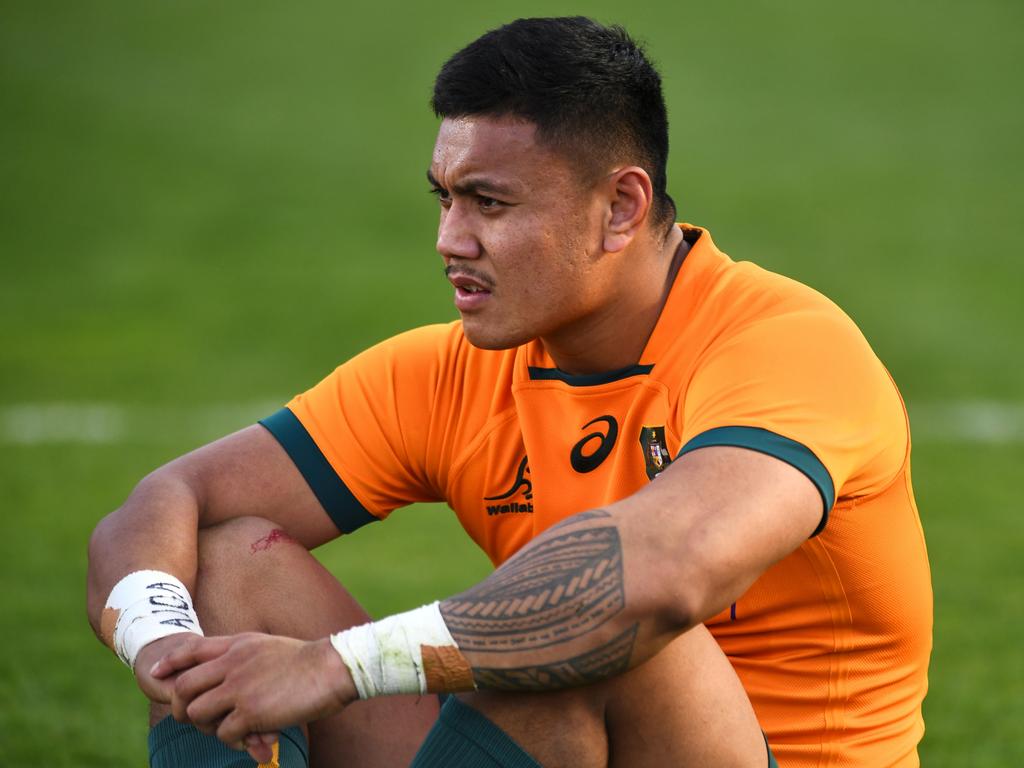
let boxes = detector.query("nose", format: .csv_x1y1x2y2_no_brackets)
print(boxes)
436,202,481,261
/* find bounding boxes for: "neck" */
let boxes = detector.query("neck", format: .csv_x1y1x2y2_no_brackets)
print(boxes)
542,226,687,375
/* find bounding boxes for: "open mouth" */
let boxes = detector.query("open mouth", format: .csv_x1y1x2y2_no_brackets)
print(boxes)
446,268,494,311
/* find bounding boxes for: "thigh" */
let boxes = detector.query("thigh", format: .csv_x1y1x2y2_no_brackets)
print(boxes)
453,624,765,768
605,624,765,767
195,516,440,768
453,686,608,768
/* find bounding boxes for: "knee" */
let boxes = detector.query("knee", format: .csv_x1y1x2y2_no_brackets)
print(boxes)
193,516,368,638
198,516,299,574
194,516,304,620
458,687,607,766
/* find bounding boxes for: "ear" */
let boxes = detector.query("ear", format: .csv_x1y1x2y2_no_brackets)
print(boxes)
603,167,653,253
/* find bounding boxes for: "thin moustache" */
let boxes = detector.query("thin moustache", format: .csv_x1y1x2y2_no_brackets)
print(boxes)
444,265,495,289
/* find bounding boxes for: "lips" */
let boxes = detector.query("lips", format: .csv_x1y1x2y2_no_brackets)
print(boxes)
447,270,493,312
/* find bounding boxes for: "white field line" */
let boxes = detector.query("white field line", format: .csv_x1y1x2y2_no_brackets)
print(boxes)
2,400,1023,446
0,401,282,446
906,401,1024,445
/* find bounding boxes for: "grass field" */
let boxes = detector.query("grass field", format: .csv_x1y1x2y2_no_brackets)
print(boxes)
1,1,1022,765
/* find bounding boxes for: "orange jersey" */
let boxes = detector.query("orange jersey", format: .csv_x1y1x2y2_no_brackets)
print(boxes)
261,226,932,767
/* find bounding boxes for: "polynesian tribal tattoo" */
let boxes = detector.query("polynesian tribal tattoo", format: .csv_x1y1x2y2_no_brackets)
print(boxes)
472,624,639,690
441,510,639,691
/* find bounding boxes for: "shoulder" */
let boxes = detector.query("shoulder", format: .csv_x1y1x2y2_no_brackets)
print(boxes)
339,321,518,414
677,238,870,363
664,227,863,351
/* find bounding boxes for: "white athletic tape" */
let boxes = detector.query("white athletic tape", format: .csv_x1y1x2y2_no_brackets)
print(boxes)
104,570,204,670
329,602,475,698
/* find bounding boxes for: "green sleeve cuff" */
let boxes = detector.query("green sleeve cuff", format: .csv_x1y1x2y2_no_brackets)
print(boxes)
678,426,834,536
258,407,379,534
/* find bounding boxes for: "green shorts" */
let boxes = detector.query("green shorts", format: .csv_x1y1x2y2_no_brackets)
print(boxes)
148,716,308,768
411,696,542,767
412,697,780,767
148,699,778,767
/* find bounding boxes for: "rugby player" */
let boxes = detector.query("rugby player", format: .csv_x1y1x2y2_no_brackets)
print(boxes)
87,17,932,768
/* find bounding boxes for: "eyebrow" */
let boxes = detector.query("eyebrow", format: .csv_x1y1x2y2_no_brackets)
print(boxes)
426,169,520,198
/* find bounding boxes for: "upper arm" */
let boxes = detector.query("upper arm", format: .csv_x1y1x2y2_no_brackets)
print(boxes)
162,423,342,549
614,444,822,626
120,325,459,551
275,325,461,521
627,302,906,624
677,306,908,533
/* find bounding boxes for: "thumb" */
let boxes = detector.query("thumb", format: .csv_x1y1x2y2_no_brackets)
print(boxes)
245,732,278,764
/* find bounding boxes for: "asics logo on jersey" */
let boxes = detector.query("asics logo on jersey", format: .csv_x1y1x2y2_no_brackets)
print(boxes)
570,415,618,473
485,455,533,515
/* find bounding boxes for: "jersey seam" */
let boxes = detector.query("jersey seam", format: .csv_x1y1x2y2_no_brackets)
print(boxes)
446,407,523,498
805,538,853,768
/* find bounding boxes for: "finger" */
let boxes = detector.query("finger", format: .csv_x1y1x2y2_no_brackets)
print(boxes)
185,686,236,732
191,716,222,737
218,709,257,753
244,732,278,764
171,657,227,723
135,668,175,706
151,635,234,678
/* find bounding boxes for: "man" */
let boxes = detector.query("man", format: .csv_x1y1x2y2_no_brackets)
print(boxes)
87,17,932,768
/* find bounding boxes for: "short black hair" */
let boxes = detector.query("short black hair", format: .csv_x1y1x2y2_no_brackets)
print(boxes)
432,17,676,232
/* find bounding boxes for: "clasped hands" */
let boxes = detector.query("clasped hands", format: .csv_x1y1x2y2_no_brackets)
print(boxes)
136,632,356,764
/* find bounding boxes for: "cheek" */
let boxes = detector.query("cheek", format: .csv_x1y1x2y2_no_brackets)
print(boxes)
487,202,599,292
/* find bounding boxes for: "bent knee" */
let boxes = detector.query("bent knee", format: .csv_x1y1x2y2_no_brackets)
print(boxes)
198,516,299,567
457,687,607,767
195,516,306,608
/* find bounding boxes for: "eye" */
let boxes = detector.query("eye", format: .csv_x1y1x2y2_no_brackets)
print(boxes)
477,195,501,210
429,186,451,208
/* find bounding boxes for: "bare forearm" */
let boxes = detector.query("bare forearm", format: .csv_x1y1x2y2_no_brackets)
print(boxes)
439,508,687,691
86,470,201,643
86,425,338,650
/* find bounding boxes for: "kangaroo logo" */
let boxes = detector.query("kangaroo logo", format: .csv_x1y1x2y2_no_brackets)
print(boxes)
485,455,533,501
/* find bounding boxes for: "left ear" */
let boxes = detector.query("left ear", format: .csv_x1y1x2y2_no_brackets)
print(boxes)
603,167,653,253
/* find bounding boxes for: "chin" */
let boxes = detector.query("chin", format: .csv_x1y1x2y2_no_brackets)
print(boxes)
460,321,534,351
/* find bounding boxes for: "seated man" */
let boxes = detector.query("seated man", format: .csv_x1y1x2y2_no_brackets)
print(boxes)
87,16,932,768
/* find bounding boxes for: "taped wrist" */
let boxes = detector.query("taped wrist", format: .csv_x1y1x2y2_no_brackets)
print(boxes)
103,570,204,670
329,601,475,698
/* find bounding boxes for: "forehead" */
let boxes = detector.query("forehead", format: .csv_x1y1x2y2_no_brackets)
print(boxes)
431,115,574,188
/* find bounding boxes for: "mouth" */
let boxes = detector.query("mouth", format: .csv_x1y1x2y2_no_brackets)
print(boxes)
446,268,494,311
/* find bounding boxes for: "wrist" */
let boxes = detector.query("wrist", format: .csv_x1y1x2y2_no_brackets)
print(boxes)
315,636,359,710
103,570,203,670
329,601,475,699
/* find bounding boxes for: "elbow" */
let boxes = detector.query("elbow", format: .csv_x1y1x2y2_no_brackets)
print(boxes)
634,539,731,636
86,467,197,580
660,582,702,635
637,557,704,637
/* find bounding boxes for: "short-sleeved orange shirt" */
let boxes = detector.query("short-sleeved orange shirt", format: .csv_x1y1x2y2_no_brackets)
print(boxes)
261,226,932,767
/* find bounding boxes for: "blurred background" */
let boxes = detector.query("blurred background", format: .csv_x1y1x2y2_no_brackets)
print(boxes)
1,1,1021,765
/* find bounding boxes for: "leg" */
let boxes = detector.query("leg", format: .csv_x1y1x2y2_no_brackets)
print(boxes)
603,624,765,767
453,624,766,767
150,516,438,768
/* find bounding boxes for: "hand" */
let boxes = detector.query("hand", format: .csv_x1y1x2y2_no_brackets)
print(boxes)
151,633,358,761
134,633,197,704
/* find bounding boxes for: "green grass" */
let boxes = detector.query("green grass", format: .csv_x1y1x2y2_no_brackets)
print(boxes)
1,1,1021,765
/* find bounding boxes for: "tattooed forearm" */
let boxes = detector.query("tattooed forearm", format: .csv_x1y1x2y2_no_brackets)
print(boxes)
471,624,639,691
442,520,624,653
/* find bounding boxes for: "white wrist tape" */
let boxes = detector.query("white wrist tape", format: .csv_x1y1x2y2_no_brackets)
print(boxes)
103,570,204,670
329,601,475,698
